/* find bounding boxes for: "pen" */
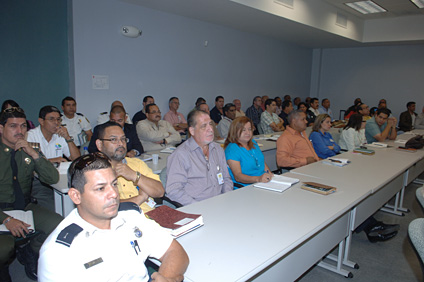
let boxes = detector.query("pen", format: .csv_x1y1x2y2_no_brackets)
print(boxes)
134,240,141,252
130,241,138,255
328,159,342,163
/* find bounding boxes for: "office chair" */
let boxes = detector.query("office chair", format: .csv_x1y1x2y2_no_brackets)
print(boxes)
416,187,424,210
408,218,424,272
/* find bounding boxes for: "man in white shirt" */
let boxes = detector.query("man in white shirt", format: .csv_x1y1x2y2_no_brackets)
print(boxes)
318,98,333,120
38,153,189,282
61,96,92,147
27,106,80,163
233,99,245,118
136,104,181,152
217,103,236,138
96,100,133,126
163,97,188,134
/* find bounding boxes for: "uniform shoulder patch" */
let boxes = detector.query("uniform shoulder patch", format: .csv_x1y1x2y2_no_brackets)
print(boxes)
118,202,141,213
100,112,108,115
77,112,85,117
55,223,83,247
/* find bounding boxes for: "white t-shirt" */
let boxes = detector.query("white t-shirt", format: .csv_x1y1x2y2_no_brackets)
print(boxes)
61,113,92,146
26,126,71,159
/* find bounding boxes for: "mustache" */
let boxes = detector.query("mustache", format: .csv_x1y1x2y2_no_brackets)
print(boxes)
15,134,25,139
104,199,119,209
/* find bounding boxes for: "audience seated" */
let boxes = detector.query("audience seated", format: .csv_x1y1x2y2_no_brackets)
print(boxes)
245,96,263,135
163,97,188,134
276,110,319,168
293,97,301,107
415,105,424,129
38,153,188,281
95,122,164,213
88,105,144,156
339,114,367,151
96,100,132,125
318,98,333,120
378,99,387,109
259,99,284,134
297,102,315,126
308,98,320,119
233,99,245,117
197,103,223,140
166,110,233,206
60,96,92,147
217,103,236,138
283,95,291,102
224,116,273,188
132,95,154,126
27,106,80,162
399,101,417,132
0,107,62,281
345,98,362,119
365,108,397,143
261,95,269,111
309,114,341,159
1,100,35,130
137,104,181,152
194,97,206,111
279,100,293,129
210,96,225,124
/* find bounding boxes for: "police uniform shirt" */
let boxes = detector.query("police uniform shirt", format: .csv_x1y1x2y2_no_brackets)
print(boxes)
97,112,133,126
38,203,173,282
27,126,71,159
61,113,92,147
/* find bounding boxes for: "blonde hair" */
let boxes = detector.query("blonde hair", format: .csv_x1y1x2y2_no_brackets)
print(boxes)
311,114,331,133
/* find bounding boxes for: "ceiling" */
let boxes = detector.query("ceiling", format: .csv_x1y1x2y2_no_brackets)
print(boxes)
122,0,424,48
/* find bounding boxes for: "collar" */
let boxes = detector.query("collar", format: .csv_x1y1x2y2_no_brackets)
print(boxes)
286,126,305,136
187,136,216,153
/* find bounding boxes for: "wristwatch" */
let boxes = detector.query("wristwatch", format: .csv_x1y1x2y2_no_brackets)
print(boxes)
65,137,74,143
133,171,141,186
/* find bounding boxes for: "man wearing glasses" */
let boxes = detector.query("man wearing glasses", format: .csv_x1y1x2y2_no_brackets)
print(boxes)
0,107,63,281
38,153,189,281
136,104,181,152
26,106,80,163
96,122,164,213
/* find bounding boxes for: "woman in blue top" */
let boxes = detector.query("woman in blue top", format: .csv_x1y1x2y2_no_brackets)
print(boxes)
309,114,341,159
224,116,273,188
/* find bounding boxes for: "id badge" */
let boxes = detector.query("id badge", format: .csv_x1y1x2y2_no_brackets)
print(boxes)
146,197,156,208
217,172,224,185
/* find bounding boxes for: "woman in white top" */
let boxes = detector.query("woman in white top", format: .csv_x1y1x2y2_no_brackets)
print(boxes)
339,114,367,151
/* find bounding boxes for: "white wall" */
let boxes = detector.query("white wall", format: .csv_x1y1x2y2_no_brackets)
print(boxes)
72,0,313,126
311,44,424,120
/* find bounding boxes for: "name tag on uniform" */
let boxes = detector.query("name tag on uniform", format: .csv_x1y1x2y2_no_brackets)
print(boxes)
84,257,103,269
217,172,224,185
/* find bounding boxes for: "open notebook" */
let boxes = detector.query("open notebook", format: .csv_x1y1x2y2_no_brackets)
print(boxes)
254,175,299,192
0,210,35,234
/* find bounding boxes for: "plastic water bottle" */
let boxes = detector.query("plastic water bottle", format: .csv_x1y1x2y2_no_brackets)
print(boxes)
83,146,89,155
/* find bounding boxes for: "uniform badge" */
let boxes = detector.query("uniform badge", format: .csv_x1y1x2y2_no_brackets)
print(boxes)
4,147,10,152
24,157,31,165
134,227,142,238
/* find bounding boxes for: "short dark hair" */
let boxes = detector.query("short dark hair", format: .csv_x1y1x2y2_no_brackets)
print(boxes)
97,121,121,139
281,100,292,110
252,96,261,104
145,103,158,114
223,103,235,116
264,99,275,108
376,108,391,117
195,97,206,106
143,96,154,103
68,152,112,193
370,107,378,116
407,101,416,108
310,98,319,104
196,102,208,111
62,96,76,106
187,110,207,128
297,102,307,110
355,103,364,113
215,96,224,102
169,97,178,103
1,100,20,112
0,107,26,126
321,98,329,105
110,105,126,115
39,106,60,119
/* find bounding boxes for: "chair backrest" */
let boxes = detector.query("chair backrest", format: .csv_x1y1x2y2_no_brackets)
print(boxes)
409,218,424,267
257,122,264,135
416,187,424,210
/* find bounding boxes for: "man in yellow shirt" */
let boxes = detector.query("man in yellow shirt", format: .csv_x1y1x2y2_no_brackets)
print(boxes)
95,122,164,212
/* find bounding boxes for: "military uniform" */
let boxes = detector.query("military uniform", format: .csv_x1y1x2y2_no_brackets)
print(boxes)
0,140,63,266
38,203,173,282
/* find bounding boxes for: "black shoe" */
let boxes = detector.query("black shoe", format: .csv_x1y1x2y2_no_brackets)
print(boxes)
367,230,398,243
367,221,400,236
0,265,12,282
16,242,38,281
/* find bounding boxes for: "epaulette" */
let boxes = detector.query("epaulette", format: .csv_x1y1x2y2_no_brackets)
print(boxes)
77,112,85,116
118,202,141,213
55,223,83,247
100,112,108,115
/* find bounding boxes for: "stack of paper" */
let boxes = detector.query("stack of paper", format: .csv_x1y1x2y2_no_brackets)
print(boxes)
322,158,350,167
160,147,177,154
254,175,299,192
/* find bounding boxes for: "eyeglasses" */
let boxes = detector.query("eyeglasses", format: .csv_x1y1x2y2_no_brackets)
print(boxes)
100,137,129,144
70,152,110,186
149,111,161,114
3,107,24,113
45,117,62,123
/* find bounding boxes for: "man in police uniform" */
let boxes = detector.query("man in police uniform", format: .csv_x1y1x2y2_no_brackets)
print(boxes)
61,96,93,148
0,107,63,281
38,153,189,281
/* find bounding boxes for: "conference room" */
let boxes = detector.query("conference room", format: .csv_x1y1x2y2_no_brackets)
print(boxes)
2,0,424,281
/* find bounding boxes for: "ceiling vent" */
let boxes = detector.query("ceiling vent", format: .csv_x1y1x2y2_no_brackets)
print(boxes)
336,13,348,28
